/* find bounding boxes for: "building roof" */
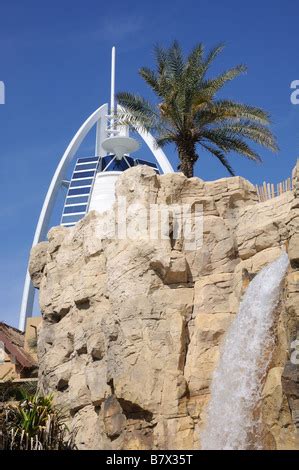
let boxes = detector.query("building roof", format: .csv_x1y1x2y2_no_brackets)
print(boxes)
0,322,36,369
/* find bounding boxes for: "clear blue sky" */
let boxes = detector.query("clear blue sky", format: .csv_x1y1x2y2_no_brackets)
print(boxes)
1,0,299,327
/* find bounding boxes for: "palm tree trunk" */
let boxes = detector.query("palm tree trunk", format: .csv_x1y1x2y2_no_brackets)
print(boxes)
178,142,198,178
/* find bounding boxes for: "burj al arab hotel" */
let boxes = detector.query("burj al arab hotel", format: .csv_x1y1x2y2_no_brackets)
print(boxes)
19,48,174,331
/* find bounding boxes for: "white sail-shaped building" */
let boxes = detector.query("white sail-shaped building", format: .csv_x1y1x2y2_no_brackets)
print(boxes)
19,47,174,330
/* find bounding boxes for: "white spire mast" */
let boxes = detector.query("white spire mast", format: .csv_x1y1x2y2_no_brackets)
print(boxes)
110,46,116,130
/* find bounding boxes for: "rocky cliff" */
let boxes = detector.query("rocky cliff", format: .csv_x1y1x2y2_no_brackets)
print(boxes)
30,163,299,450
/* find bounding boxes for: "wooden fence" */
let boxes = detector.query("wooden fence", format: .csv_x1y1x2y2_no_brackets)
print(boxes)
256,178,293,202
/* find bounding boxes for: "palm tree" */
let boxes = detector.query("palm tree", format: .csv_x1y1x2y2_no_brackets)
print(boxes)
116,42,278,178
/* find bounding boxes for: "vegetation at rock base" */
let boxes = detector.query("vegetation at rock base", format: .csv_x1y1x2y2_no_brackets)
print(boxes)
1,391,75,450
117,41,278,178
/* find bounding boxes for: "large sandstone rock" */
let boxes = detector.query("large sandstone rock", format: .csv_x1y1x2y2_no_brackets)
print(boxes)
33,164,299,450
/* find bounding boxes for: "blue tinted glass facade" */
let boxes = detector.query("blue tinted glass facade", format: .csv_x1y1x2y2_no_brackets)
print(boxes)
61,156,100,227
77,157,99,163
62,213,86,224
64,205,87,214
75,163,98,171
65,196,89,205
68,187,91,196
73,170,95,179
70,178,93,188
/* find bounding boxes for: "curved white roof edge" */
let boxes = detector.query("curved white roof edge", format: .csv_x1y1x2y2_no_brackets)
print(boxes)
19,105,174,331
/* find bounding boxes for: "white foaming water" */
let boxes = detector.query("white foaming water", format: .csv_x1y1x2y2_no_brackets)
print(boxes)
201,252,289,450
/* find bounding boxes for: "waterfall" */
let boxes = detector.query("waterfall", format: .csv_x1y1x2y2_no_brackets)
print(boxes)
201,252,289,450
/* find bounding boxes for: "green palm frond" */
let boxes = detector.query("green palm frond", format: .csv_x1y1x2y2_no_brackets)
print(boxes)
186,43,204,81
194,101,272,129
116,92,160,132
155,133,176,148
202,43,225,72
167,40,184,78
139,67,160,94
201,128,263,162
153,43,168,75
201,143,235,176
222,122,278,151
202,64,247,97
211,100,270,124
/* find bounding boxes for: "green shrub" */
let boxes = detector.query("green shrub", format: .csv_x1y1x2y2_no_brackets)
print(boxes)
2,392,76,450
